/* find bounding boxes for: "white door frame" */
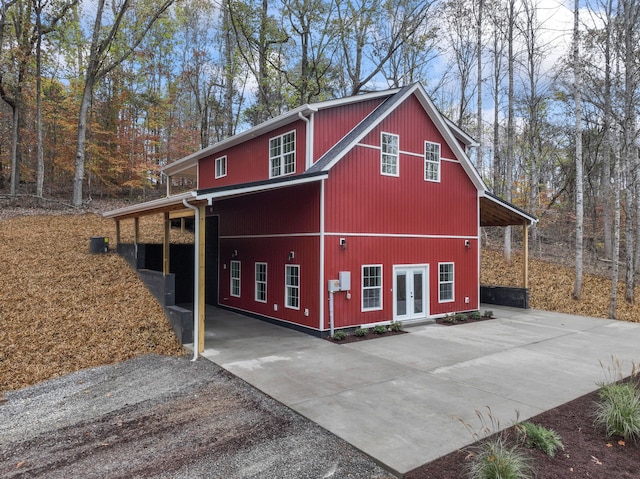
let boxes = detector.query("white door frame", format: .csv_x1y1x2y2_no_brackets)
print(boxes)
392,264,429,322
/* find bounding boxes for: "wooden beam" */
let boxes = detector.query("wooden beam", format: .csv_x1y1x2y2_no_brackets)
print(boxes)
198,205,206,354
163,212,170,276
169,209,196,220
523,222,529,289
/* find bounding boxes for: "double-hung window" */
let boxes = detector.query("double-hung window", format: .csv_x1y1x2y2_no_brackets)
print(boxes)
438,262,454,302
381,133,399,176
230,260,241,297
285,265,300,309
215,156,227,179
255,262,267,303
424,141,441,182
362,265,383,311
270,131,296,178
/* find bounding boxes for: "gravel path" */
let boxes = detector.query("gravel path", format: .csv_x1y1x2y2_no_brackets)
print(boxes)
1,355,395,478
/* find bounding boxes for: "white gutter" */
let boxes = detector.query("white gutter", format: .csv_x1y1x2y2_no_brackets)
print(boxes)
182,198,200,361
298,111,312,170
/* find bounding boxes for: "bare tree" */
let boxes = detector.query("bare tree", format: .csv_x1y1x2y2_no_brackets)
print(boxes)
573,0,584,300
72,0,175,207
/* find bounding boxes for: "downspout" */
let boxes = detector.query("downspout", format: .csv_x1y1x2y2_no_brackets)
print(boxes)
183,198,200,361
298,112,312,169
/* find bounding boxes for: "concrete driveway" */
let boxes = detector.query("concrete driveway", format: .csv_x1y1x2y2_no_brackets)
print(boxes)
200,306,640,476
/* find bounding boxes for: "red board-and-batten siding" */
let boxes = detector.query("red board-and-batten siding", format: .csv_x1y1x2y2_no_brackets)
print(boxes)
206,91,479,332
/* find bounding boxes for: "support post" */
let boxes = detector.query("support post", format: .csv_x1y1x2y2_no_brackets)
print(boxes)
134,217,140,244
115,220,121,245
163,212,170,276
522,222,529,289
198,205,206,354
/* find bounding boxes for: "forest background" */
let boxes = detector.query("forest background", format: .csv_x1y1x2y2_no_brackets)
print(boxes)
1,0,639,316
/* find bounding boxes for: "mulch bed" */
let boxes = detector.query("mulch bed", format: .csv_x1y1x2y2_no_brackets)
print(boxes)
325,330,407,344
405,379,640,479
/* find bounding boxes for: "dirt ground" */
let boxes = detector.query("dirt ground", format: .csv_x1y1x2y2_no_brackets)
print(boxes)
0,355,394,479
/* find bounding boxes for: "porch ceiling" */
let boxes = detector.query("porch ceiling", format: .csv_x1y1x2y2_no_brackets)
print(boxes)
480,192,537,227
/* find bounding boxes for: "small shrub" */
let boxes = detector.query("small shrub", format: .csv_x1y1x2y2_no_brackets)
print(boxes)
454,313,467,322
594,381,640,442
442,314,455,324
373,325,387,334
354,327,368,337
332,331,347,341
516,421,564,457
482,310,494,318
469,311,482,320
389,321,403,332
466,436,534,479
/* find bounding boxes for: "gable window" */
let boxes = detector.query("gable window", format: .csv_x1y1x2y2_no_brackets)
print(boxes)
255,262,267,303
285,265,300,309
215,156,227,179
424,141,441,182
438,262,454,302
230,260,241,297
381,133,399,176
362,265,383,311
270,131,296,178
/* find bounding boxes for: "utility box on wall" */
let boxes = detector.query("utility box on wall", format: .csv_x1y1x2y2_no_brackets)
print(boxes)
338,271,351,291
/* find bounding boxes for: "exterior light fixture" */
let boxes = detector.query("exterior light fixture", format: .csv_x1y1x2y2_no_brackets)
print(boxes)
288,251,295,260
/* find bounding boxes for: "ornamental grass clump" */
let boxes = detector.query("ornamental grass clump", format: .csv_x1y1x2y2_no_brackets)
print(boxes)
594,381,640,442
466,436,534,479
516,421,564,457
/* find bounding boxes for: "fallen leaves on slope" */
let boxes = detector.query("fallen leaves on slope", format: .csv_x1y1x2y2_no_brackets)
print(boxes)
481,249,640,322
0,214,186,393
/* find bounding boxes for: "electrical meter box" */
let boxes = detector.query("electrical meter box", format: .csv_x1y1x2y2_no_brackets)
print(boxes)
338,271,351,291
328,279,341,292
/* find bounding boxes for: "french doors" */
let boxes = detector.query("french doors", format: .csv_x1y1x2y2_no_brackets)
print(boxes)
393,265,428,321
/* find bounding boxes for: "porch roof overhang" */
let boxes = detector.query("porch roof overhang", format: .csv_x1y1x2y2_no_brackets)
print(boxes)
102,172,329,221
479,191,538,227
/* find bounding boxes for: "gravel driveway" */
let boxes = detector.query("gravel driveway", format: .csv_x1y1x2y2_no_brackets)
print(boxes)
0,355,395,478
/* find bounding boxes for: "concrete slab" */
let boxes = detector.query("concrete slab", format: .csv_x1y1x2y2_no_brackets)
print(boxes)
200,305,640,476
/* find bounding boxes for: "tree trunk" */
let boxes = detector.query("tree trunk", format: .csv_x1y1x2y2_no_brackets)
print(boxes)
73,75,95,207
573,0,583,300
476,0,483,175
504,0,515,264
36,2,44,199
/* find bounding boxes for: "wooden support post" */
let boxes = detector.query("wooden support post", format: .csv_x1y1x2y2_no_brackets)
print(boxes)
163,212,170,276
181,217,185,233
115,220,121,245
134,217,139,244
523,222,529,289
198,205,206,354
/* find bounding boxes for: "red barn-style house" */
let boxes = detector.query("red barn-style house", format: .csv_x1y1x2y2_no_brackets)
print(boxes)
105,83,536,352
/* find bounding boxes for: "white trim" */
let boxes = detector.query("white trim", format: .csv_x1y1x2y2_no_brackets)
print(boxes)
438,262,455,303
255,262,267,303
319,179,325,330
361,264,383,312
392,264,429,321
269,130,297,178
196,173,328,203
220,232,479,240
230,260,241,298
285,264,301,310
424,141,441,183
215,156,227,179
380,132,400,177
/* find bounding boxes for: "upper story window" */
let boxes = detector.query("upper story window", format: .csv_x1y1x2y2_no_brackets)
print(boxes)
270,131,296,178
424,141,441,182
381,133,399,176
215,156,227,179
